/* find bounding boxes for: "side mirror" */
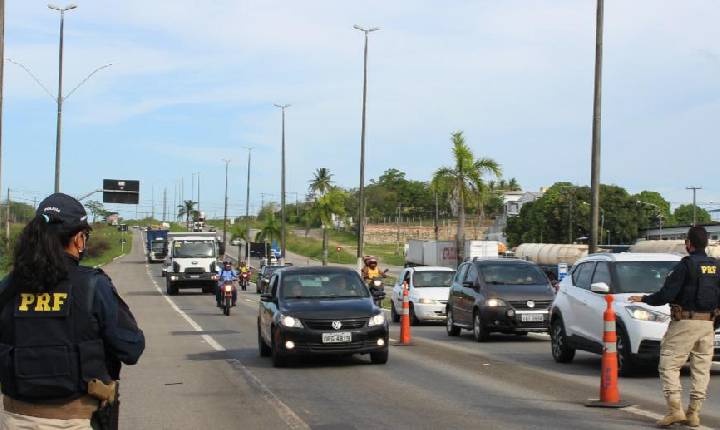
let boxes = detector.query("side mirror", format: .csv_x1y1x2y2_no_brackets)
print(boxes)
590,282,610,294
260,294,274,303
463,280,475,288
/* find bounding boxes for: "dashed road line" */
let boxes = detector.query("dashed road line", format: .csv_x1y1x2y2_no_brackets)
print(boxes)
143,264,309,430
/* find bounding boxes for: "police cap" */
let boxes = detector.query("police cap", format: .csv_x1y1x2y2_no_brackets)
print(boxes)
36,193,91,232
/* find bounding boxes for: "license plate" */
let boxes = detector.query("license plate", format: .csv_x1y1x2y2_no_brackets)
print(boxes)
322,332,352,343
521,313,545,322
189,275,200,279
715,335,720,348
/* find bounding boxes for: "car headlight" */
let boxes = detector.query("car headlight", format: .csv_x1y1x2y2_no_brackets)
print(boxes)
418,298,437,305
485,298,506,307
281,315,303,328
625,306,670,322
368,313,386,327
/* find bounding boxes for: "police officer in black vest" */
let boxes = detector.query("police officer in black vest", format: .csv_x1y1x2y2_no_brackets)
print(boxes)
629,226,720,428
0,193,145,430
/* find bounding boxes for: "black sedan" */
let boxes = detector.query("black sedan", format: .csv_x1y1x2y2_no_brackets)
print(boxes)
447,258,555,341
258,266,389,367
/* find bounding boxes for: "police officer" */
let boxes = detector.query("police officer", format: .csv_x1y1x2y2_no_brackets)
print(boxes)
0,193,145,430
629,226,720,428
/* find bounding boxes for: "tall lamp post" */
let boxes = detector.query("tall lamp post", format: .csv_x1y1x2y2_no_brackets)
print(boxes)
589,0,604,254
222,159,230,254
353,24,380,270
686,186,702,226
274,104,290,262
48,3,77,193
243,147,253,261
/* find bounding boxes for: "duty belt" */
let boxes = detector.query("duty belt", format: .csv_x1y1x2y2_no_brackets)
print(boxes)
671,310,714,321
3,395,99,420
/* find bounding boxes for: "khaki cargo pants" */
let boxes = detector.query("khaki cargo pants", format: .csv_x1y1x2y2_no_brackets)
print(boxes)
0,411,91,430
659,319,715,401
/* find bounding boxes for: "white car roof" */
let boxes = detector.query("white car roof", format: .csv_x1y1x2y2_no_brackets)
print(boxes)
410,266,455,272
580,252,682,263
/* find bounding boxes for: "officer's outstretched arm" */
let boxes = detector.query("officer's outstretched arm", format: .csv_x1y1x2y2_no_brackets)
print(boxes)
93,275,146,365
642,261,686,306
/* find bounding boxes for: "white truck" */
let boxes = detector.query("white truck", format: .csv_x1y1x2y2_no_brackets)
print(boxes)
405,240,499,268
163,232,225,295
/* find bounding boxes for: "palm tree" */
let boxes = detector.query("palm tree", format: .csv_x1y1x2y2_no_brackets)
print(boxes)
308,189,347,266
507,177,521,191
255,214,281,246
177,200,196,231
309,168,333,197
431,131,501,264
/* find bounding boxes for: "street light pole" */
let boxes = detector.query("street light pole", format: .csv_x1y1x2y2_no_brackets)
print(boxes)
48,3,77,193
589,0,604,255
353,24,380,270
0,0,5,212
274,104,290,262
244,147,253,261
222,159,230,253
687,186,702,226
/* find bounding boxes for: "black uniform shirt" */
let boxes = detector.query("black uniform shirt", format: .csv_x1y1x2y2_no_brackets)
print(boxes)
642,250,718,309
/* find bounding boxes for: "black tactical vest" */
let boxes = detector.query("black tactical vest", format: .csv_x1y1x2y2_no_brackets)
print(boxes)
0,272,111,403
681,255,720,312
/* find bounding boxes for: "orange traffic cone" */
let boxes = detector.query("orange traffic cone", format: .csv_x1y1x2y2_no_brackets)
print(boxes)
586,294,630,408
399,282,411,345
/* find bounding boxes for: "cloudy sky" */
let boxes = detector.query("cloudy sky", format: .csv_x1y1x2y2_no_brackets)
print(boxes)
2,0,719,219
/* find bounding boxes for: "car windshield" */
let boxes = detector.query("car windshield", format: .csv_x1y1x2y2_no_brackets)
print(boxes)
151,242,166,252
413,271,454,288
613,261,677,294
265,266,286,277
480,264,547,285
281,272,369,299
172,240,215,258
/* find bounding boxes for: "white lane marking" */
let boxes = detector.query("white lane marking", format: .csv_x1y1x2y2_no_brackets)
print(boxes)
143,264,309,430
623,406,711,430
227,359,310,430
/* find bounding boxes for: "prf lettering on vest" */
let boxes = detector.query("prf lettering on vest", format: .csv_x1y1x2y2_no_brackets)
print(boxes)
701,265,717,275
18,293,68,312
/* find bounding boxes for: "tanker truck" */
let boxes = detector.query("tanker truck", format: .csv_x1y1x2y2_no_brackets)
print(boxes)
629,240,720,257
514,243,590,281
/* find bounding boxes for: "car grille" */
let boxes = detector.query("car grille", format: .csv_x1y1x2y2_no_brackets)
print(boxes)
295,340,377,353
185,267,205,274
509,300,552,310
303,319,367,330
638,340,661,356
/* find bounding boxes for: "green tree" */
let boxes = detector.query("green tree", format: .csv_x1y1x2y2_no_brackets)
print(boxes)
673,204,711,225
255,213,282,245
309,168,333,197
635,191,673,229
177,200,196,231
85,201,105,224
431,131,501,262
310,189,347,266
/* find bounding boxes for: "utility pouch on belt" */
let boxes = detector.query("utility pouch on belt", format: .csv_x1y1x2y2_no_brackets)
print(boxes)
670,305,683,322
90,380,119,430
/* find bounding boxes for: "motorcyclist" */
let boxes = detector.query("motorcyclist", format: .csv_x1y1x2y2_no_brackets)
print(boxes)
216,261,238,307
362,256,388,283
238,261,251,291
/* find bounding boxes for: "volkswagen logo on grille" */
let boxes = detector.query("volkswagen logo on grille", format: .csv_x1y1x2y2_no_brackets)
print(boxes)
331,321,343,330
527,300,536,309
191,261,198,265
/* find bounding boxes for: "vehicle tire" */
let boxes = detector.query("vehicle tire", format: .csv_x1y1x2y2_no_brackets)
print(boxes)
370,349,389,365
258,321,271,357
271,328,287,368
473,311,490,342
223,300,230,316
166,280,178,296
203,285,214,294
446,307,461,336
409,304,420,326
391,302,400,323
616,325,637,377
550,318,576,363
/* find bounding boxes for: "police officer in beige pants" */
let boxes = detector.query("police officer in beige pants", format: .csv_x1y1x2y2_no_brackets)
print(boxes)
630,226,720,428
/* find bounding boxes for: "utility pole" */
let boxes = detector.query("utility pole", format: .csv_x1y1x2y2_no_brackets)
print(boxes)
273,104,290,262
687,186,702,226
162,188,167,222
568,192,574,244
0,0,5,215
589,0,604,254
222,159,230,253
191,173,195,206
396,203,401,255
5,188,9,245
353,24,380,270
151,185,155,220
48,4,77,193
244,147,253,261
434,191,439,240
197,173,200,214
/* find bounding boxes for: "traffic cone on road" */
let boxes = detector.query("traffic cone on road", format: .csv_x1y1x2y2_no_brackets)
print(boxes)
400,282,411,345
586,294,630,408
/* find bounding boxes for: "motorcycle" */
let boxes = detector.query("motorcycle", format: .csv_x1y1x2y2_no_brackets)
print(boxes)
239,271,250,291
368,278,386,308
221,280,237,316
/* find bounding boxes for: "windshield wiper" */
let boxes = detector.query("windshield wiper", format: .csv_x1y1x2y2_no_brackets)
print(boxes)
487,281,507,285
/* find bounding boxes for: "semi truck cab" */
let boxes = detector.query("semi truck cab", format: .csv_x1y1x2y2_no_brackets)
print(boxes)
165,232,224,295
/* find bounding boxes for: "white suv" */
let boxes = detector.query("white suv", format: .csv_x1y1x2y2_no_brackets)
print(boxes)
550,252,682,376
391,266,456,325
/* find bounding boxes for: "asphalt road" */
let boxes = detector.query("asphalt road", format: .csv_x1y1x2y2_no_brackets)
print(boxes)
109,231,720,429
